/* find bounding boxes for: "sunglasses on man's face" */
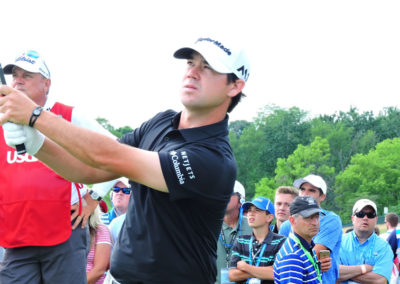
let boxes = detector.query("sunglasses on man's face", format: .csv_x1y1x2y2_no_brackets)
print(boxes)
354,211,376,219
112,187,131,194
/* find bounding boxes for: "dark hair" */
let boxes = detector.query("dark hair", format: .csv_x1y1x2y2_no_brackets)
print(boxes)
227,73,246,113
386,212,399,227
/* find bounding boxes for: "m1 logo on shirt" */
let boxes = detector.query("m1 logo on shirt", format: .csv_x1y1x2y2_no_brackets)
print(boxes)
169,150,196,185
6,151,38,164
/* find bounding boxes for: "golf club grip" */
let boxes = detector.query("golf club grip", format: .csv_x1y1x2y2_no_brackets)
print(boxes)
0,63,27,155
16,144,27,155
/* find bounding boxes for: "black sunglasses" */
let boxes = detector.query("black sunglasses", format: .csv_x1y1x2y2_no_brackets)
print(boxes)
354,211,376,219
112,187,131,194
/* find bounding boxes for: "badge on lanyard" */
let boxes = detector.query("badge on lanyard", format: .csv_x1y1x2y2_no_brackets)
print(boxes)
220,268,235,284
248,278,261,284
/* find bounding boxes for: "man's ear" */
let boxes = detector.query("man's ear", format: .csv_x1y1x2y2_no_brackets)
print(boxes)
227,79,245,98
289,216,295,226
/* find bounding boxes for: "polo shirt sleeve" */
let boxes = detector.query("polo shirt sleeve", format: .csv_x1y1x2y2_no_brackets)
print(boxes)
229,238,245,269
370,239,394,282
278,220,291,237
314,213,342,251
159,145,236,202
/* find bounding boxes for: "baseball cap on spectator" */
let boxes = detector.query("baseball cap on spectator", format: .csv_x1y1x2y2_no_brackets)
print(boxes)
290,196,323,218
242,197,275,215
352,199,377,215
3,50,51,79
233,180,245,204
293,174,327,195
115,177,130,188
174,37,250,82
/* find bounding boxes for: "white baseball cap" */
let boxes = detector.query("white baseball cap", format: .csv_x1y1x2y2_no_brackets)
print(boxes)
352,199,377,215
3,50,51,79
233,180,246,200
174,37,250,82
114,177,130,188
293,174,327,195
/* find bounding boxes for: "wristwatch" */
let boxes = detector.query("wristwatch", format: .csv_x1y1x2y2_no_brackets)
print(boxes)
29,106,43,127
88,189,102,201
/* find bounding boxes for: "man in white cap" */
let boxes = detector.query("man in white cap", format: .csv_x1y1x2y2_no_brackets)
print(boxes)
279,174,342,284
216,180,252,284
0,36,250,283
0,50,115,283
338,199,393,283
101,177,131,225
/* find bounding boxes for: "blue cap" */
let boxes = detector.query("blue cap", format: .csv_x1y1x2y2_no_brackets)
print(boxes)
242,196,275,215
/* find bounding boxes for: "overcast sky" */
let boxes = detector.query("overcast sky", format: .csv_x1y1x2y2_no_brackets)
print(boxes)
1,0,399,128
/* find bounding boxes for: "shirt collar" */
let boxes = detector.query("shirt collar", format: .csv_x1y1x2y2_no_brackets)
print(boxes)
252,230,275,246
352,230,376,244
171,112,229,142
293,232,315,250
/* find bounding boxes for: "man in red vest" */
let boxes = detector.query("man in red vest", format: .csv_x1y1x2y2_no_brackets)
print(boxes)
0,37,250,283
0,50,113,284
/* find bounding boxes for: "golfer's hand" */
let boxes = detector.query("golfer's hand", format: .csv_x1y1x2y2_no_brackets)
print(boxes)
71,194,99,229
0,85,36,125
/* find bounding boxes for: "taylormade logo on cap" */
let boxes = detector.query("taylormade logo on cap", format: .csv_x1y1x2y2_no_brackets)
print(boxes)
195,38,232,56
173,37,251,82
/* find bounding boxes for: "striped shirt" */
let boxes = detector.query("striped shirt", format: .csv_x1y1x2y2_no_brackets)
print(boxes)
101,208,118,225
86,224,112,284
273,233,321,284
229,231,286,284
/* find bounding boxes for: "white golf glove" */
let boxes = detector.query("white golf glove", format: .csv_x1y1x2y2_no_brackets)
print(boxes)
3,122,45,155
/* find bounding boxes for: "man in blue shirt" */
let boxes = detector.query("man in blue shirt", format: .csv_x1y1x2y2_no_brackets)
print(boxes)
338,199,393,283
100,177,131,225
279,174,341,283
274,196,328,284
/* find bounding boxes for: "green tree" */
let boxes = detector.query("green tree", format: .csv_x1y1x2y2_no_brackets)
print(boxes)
96,117,133,138
231,106,311,197
254,106,311,178
229,124,265,199
253,177,277,201
228,120,251,139
335,138,400,223
254,137,335,208
375,107,400,141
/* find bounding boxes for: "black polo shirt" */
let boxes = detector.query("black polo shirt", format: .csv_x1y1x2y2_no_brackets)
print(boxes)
110,110,236,284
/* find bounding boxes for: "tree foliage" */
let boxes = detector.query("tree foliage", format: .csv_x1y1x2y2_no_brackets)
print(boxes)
96,117,133,138
230,105,400,222
334,138,400,223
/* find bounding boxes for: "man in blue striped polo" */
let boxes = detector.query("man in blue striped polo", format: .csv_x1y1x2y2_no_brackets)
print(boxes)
273,196,330,284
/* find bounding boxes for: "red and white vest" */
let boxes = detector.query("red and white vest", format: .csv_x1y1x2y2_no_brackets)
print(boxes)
0,102,77,248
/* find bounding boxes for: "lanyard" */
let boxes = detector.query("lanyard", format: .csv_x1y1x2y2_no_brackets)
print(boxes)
219,208,243,264
292,234,322,283
246,237,267,284
248,236,267,266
